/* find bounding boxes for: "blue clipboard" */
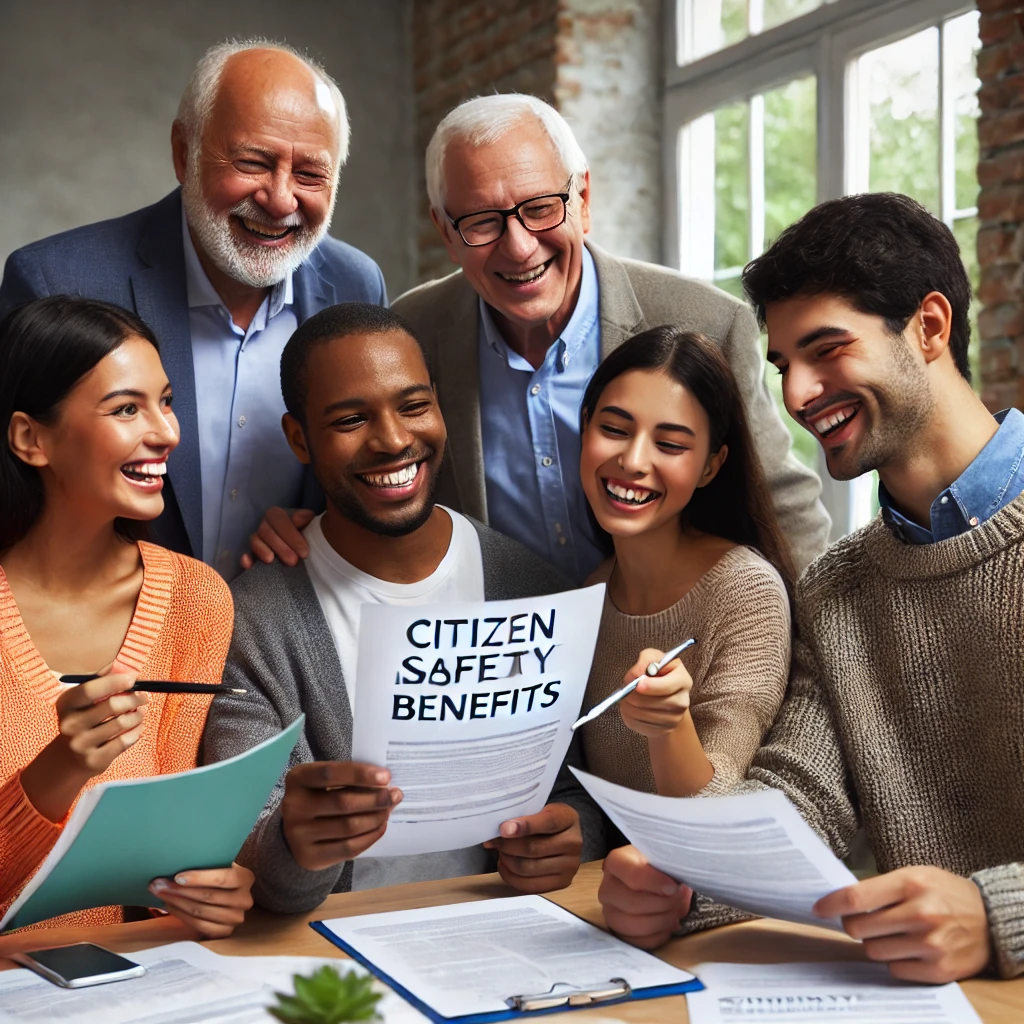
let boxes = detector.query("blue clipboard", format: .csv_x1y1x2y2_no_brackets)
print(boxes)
309,917,703,1023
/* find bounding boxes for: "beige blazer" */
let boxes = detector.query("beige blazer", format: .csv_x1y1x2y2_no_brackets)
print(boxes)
392,241,831,572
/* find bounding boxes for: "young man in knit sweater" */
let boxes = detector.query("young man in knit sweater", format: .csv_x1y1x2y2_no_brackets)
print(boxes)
599,193,1024,983
201,303,600,914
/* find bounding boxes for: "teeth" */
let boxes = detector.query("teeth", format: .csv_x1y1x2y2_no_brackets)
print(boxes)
241,217,290,239
121,461,166,479
813,405,857,436
362,463,420,487
605,481,658,505
499,262,549,283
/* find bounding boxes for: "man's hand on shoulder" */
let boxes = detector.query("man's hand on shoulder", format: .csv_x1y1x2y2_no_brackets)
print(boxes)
598,845,693,949
484,803,583,894
814,865,992,983
240,507,314,570
281,761,402,871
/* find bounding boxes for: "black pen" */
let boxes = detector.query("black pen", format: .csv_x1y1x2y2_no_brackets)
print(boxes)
58,675,247,695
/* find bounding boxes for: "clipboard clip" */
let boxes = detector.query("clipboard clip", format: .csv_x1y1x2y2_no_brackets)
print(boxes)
506,978,632,1012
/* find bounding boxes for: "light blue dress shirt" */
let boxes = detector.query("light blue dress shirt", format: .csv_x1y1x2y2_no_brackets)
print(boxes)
478,246,604,583
182,215,305,578
879,407,1024,543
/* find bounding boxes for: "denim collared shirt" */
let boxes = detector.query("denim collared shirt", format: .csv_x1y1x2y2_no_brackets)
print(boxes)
181,213,304,579
478,246,604,583
880,407,1024,544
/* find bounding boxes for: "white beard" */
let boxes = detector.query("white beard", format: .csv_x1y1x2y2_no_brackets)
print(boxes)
181,156,336,289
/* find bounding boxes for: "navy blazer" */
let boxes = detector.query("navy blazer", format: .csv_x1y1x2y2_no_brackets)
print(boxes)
0,189,386,560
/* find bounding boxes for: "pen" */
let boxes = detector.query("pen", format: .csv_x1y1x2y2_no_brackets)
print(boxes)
571,638,696,732
58,675,247,695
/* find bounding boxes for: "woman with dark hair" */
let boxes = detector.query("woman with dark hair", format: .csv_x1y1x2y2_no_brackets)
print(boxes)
0,296,253,935
578,326,794,797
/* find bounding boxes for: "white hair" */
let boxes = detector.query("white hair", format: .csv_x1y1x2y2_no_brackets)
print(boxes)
176,38,350,170
425,94,588,214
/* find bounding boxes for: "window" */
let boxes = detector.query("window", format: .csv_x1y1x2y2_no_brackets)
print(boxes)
679,0,835,64
665,0,980,538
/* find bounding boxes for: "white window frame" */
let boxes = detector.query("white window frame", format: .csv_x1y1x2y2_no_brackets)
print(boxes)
664,0,976,539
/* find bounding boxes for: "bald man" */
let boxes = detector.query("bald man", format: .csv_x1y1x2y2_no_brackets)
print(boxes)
0,40,385,577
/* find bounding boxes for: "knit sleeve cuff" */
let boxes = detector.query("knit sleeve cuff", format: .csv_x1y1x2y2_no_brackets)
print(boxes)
674,890,757,937
241,802,347,915
0,771,67,907
972,864,1024,979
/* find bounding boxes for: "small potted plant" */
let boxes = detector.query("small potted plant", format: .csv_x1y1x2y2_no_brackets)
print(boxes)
268,964,383,1024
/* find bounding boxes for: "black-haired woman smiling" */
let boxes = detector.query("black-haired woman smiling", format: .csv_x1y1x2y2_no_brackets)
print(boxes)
578,327,794,798
0,296,252,935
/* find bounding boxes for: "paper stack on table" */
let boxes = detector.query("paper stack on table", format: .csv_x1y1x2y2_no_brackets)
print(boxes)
686,962,982,1024
313,894,700,1021
0,941,428,1024
571,768,857,927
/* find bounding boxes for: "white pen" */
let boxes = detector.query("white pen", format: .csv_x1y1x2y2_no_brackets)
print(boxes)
571,638,696,732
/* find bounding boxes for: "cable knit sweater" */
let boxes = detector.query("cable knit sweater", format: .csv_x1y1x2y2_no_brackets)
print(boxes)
0,542,233,931
581,546,791,795
680,496,1024,979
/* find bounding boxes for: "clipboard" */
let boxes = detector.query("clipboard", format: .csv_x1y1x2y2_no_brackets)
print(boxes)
309,897,703,1024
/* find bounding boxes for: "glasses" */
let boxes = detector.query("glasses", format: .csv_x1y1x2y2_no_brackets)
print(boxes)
447,182,573,246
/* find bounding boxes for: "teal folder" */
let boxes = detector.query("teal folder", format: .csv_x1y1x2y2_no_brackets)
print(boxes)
1,715,303,932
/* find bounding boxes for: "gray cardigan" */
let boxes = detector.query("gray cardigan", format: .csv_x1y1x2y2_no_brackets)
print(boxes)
201,517,605,914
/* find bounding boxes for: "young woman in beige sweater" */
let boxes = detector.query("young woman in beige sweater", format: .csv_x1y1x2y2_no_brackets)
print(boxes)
578,327,795,797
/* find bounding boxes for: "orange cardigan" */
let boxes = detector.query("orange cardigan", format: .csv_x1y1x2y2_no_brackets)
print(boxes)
0,542,233,931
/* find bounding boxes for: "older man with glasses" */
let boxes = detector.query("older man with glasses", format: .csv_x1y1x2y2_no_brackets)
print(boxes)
250,94,830,583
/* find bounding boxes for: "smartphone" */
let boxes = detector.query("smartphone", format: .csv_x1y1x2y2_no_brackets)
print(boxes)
11,943,147,988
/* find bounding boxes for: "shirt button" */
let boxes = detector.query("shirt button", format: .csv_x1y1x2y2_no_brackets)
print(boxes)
237,415,247,427
940,496,949,505
541,456,553,467
558,536,567,546
230,489,238,501
530,384,541,396
969,516,979,526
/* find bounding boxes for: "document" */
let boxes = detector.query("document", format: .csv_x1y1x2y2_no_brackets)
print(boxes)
0,941,428,1024
352,585,604,856
685,962,982,1023
1,716,304,932
314,895,698,1020
571,768,857,927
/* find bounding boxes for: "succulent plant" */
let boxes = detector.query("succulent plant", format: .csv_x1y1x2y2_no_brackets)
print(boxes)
267,964,383,1024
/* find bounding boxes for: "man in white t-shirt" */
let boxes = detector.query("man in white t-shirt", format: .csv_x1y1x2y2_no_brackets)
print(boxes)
202,302,602,914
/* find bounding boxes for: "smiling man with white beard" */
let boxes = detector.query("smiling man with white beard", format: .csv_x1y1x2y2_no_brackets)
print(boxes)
0,40,386,577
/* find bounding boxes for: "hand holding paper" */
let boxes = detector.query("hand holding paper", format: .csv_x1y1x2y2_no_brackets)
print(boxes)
813,865,992,984
148,862,255,939
351,585,604,857
280,761,403,871
483,802,582,893
599,845,695,949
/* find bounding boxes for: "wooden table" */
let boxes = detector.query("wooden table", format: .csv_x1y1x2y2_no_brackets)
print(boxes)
2,862,1022,1022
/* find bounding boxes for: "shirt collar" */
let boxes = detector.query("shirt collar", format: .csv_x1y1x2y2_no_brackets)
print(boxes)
478,245,598,372
180,207,294,324
879,407,1024,542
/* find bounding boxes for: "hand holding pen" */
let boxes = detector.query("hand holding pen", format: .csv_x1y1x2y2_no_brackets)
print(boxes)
20,664,150,823
572,639,695,733
618,644,696,739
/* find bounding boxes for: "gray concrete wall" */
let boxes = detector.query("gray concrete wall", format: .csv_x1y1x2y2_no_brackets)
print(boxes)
556,0,663,264
0,0,416,296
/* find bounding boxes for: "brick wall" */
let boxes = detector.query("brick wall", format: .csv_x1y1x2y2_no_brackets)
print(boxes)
412,0,560,283
411,0,662,284
977,0,1024,410
556,0,662,264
